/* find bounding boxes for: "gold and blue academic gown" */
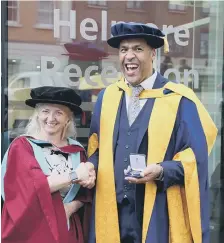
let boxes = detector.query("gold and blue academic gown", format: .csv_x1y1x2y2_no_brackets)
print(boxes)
87,73,217,243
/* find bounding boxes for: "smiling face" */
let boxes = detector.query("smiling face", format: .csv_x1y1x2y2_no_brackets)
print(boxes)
119,38,156,86
37,104,71,137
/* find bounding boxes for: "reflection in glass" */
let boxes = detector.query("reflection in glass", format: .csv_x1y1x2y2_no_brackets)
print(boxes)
2,1,224,242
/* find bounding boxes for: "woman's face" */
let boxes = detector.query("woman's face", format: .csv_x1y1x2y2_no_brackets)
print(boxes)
37,104,71,137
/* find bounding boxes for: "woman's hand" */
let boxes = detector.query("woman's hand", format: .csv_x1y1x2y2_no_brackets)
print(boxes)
64,203,72,221
47,171,72,193
64,200,84,221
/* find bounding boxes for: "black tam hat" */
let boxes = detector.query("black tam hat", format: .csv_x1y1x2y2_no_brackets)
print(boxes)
25,86,82,115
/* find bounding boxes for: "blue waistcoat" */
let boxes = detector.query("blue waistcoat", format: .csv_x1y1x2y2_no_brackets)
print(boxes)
114,95,154,204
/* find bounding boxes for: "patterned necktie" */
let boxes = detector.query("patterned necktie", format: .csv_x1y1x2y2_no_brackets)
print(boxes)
128,85,144,126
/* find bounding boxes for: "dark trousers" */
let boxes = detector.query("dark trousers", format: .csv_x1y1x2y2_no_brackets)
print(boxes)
117,197,142,243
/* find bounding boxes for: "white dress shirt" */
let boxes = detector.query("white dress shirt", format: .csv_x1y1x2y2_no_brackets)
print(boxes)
125,71,157,113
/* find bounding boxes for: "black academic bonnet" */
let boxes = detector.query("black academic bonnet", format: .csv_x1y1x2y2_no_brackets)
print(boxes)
25,86,82,115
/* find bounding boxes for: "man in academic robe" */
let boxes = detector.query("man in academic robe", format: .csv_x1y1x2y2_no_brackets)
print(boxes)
83,22,217,243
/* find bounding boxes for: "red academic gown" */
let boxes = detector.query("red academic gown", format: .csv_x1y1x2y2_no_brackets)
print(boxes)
1,136,92,243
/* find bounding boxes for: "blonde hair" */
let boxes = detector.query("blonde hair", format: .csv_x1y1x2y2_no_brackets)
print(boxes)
25,103,77,139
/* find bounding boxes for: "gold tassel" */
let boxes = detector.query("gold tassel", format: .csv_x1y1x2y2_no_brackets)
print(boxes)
162,36,169,53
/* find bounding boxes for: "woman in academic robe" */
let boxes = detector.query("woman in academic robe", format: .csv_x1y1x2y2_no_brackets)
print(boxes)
1,86,92,243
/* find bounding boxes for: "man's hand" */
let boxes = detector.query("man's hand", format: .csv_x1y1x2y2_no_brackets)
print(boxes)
125,164,163,184
75,162,89,181
78,162,96,189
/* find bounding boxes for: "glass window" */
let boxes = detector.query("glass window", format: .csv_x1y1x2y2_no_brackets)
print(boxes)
202,1,210,13
7,0,19,23
200,33,209,56
168,0,186,11
8,59,20,77
37,0,54,25
126,1,143,9
88,0,107,6
2,1,224,242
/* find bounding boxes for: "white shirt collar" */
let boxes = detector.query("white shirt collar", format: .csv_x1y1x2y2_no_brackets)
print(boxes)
125,71,157,90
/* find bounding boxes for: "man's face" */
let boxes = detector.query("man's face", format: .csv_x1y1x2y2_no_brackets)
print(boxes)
119,38,156,86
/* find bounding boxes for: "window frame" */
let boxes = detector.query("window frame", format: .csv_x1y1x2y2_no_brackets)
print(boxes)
200,32,209,56
7,0,20,26
88,0,107,7
126,1,144,10
202,1,210,13
36,0,55,29
168,0,187,12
